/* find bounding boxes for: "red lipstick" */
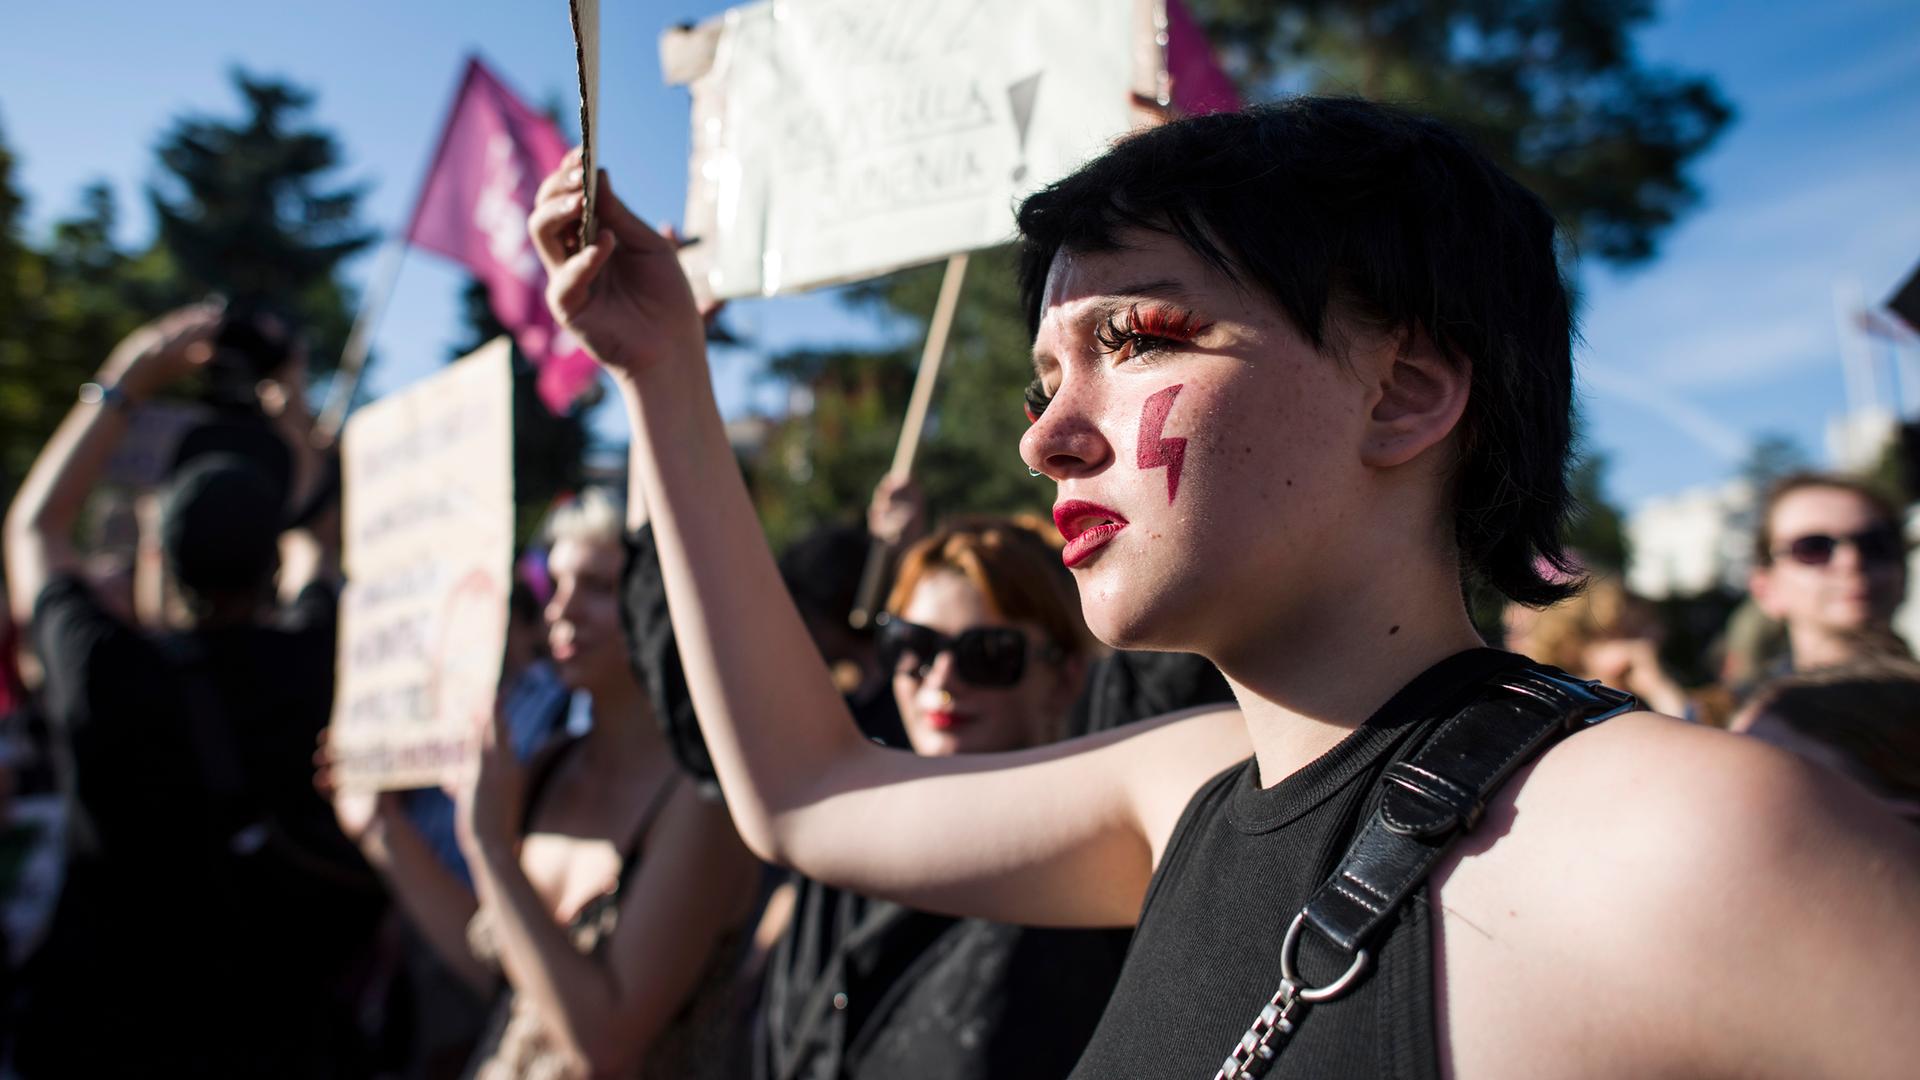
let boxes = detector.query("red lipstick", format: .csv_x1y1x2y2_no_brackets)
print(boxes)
1053,500,1129,568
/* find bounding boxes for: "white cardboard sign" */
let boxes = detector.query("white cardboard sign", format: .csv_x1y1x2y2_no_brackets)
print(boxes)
666,0,1159,299
330,339,515,790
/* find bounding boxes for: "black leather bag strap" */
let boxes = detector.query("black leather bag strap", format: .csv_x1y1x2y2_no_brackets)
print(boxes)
1301,665,1636,953
1212,665,1637,1080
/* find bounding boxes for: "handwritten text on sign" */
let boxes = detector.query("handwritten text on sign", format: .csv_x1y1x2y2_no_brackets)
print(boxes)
331,339,515,789
669,0,1147,299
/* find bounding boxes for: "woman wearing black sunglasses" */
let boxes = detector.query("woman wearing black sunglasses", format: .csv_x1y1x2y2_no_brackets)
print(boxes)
875,519,1089,757
747,517,1159,1079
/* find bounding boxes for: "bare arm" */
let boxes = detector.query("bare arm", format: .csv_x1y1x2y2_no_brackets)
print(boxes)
353,800,492,994
319,762,492,995
4,305,222,625
265,360,340,601
528,159,1250,927
469,784,758,1075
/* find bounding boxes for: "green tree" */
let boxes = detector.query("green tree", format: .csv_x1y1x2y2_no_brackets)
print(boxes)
0,149,150,485
149,69,373,373
1189,0,1734,264
0,117,47,485
1867,422,1917,507
746,249,1046,549
3,71,372,490
1739,432,1811,494
1566,446,1629,572
448,277,588,546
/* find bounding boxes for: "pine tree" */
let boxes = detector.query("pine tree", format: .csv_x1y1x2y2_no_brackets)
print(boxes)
1188,0,1734,264
0,139,149,485
0,118,44,486
148,69,373,374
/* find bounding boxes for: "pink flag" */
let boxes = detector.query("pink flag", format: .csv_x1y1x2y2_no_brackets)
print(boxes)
1165,0,1241,117
407,57,599,414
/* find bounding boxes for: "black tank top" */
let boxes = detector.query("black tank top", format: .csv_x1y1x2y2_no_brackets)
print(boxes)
1068,648,1530,1080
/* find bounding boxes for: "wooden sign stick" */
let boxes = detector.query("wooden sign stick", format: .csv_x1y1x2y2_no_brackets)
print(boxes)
848,252,971,629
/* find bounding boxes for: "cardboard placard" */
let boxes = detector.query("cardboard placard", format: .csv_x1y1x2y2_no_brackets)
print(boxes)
665,0,1162,300
329,339,516,790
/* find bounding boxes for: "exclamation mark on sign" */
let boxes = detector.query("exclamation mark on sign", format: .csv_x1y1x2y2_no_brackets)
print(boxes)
1008,72,1042,184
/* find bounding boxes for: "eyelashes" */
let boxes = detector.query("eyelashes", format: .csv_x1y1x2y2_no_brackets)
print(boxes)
1024,378,1052,423
1024,304,1211,424
1093,303,1212,357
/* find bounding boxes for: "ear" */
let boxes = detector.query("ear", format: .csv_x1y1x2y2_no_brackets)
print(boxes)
1360,329,1471,470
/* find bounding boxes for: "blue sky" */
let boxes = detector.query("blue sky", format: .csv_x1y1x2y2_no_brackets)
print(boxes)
2,0,1916,511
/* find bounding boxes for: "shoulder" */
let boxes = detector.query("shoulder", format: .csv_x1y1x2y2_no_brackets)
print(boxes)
650,777,757,874
1518,709,1916,876
29,573,120,647
1442,711,1920,1075
29,574,166,708
1496,710,1920,924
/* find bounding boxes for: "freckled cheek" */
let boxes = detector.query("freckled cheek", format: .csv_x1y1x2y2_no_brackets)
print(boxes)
1176,399,1279,499
1179,404,1337,534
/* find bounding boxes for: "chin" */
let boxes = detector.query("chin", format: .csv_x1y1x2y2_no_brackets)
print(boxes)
1078,568,1210,655
907,730,963,758
555,656,603,692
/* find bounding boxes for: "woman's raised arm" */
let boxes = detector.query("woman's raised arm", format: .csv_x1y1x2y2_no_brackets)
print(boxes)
528,158,1249,928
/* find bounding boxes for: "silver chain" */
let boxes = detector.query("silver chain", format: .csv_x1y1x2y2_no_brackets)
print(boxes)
1208,914,1371,1080
1212,978,1306,1080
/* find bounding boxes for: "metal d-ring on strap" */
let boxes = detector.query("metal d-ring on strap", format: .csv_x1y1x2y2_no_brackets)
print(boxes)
1211,665,1638,1080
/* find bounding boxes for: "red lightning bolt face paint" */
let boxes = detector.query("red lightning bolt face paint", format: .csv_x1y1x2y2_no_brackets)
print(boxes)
1137,384,1187,504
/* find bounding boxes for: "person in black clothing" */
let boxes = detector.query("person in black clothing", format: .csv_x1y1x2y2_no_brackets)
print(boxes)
3,303,380,1075
532,100,1920,1080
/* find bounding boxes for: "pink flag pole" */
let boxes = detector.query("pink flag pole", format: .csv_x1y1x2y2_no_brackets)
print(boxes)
317,57,486,442
317,238,408,441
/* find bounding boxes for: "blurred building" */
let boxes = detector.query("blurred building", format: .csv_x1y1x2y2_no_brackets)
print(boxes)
1625,480,1757,599
1825,407,1899,474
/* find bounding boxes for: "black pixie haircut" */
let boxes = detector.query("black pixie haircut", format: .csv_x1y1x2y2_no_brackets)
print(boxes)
1015,97,1581,607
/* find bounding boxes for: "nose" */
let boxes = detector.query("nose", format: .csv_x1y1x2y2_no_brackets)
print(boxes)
546,585,578,627
1829,540,1867,575
918,650,959,694
1018,384,1113,481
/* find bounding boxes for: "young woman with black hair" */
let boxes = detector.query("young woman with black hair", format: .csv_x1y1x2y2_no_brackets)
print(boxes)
529,99,1920,1078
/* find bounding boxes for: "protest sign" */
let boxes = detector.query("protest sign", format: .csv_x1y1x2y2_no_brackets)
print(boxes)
329,339,515,790
665,0,1158,299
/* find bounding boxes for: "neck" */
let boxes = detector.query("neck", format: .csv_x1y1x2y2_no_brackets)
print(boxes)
578,675,665,771
1212,555,1485,790
1787,622,1880,671
189,590,266,629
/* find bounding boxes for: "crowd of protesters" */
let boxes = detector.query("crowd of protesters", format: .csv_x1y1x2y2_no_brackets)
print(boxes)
0,95,1914,1078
